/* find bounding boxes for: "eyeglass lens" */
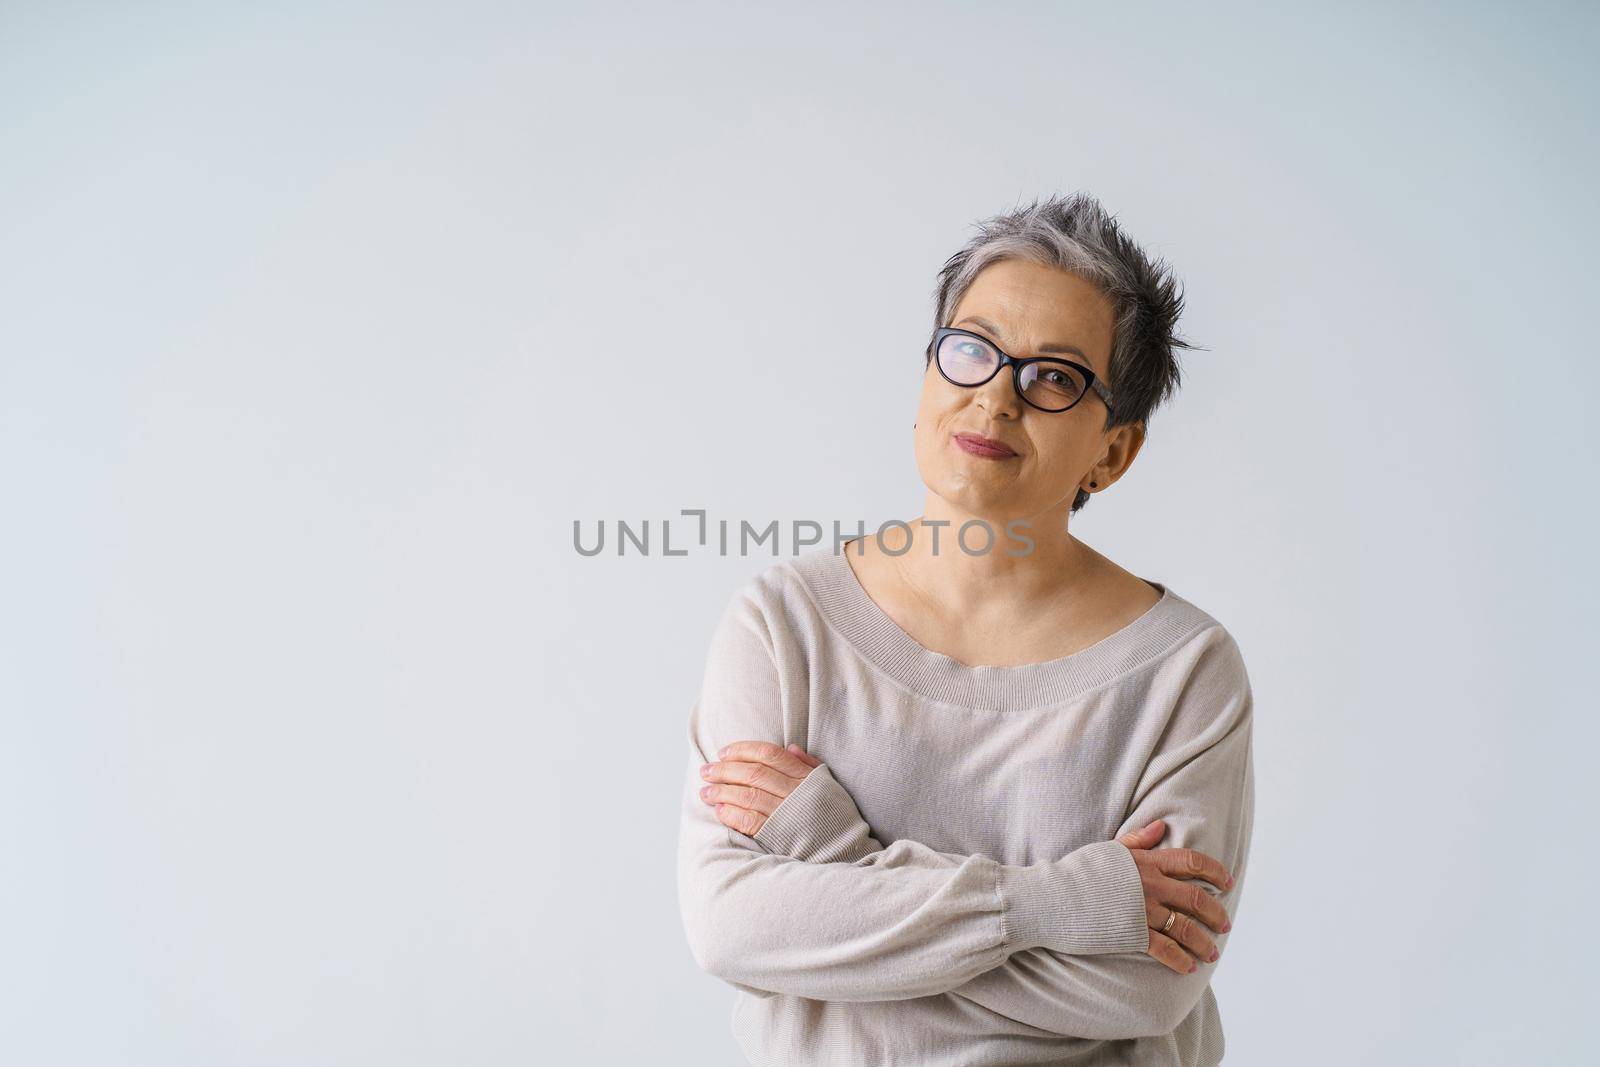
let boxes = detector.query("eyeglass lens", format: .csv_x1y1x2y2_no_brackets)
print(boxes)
936,333,1088,411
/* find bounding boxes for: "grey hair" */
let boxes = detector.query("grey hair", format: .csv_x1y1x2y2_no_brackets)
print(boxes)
927,191,1200,514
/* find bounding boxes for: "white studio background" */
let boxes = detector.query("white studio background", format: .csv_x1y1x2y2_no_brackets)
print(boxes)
3,3,1596,1065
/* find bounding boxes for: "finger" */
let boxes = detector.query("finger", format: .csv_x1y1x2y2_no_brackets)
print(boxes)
719,740,816,780
1117,818,1165,850
705,755,807,799
1145,928,1201,974
1152,870,1233,936
1151,845,1234,894
1148,900,1220,965
701,781,786,818
713,802,766,837
786,743,823,768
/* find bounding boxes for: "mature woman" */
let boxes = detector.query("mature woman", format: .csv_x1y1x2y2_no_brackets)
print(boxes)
676,192,1255,1067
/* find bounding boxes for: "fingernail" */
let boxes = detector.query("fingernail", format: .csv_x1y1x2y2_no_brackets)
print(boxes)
1223,920,1232,932
1208,949,1219,961
700,786,713,799
1226,875,1235,888
1189,961,1198,973
700,764,712,777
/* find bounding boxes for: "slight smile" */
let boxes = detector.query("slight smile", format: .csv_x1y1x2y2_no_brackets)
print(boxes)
953,432,1018,459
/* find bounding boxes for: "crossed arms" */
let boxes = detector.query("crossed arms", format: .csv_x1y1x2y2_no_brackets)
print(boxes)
675,588,1255,1040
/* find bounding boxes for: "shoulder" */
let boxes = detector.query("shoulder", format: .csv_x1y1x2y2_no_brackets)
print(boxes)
718,553,812,619
710,551,832,654
695,555,841,713
1137,587,1254,733
1178,622,1251,697
1157,586,1249,670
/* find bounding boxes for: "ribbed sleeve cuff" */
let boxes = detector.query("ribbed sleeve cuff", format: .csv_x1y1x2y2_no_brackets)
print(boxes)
751,763,879,864
996,838,1150,955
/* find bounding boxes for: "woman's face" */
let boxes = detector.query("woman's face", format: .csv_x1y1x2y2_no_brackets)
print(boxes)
914,258,1142,529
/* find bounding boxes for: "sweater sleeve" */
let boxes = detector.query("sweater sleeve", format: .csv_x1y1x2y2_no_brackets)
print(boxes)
675,586,1151,1003
748,628,1256,1040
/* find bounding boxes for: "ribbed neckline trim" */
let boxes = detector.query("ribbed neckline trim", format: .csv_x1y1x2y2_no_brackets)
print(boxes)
784,542,1211,711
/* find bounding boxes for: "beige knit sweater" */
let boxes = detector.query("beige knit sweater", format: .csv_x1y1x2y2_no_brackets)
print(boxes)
676,546,1256,1066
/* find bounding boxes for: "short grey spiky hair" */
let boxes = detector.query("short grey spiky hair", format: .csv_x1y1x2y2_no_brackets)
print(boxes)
927,192,1198,513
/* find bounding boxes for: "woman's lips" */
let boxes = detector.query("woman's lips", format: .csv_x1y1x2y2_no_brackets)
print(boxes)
953,432,1018,459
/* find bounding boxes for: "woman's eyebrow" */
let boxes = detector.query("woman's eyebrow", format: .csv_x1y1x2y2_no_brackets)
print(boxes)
956,315,1087,358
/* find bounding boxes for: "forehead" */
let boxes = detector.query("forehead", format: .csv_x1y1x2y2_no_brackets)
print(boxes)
951,260,1115,374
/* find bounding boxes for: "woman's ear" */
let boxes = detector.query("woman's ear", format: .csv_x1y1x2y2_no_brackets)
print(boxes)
1095,423,1147,485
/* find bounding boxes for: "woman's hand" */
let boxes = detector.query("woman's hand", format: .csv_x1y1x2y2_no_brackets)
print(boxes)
1117,819,1236,974
697,740,822,837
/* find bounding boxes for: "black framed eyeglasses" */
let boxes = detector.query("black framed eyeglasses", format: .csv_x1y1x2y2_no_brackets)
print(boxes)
926,327,1113,414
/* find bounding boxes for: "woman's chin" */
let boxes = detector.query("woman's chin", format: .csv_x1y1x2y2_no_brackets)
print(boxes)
930,484,1029,520
935,469,1022,503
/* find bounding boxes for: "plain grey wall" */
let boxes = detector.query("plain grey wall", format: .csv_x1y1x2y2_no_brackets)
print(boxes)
3,2,1596,1064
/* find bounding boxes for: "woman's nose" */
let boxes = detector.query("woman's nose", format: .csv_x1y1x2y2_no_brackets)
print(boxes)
974,370,1022,418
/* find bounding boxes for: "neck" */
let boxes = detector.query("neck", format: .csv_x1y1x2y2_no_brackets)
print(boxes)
888,498,1095,614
